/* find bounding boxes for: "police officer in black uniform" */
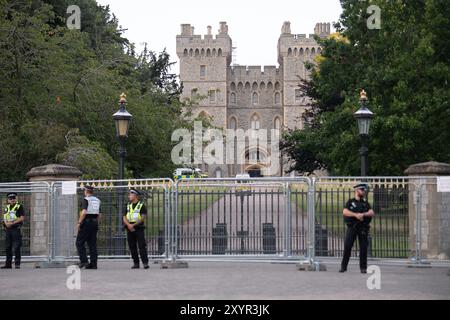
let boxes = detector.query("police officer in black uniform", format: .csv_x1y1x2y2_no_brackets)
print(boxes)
123,188,149,269
1,192,25,269
340,183,375,273
76,185,101,269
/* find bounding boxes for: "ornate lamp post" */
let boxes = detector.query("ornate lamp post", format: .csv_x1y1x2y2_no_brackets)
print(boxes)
354,90,374,176
113,93,132,255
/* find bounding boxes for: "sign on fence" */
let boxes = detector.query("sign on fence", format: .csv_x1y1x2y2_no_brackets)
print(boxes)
437,176,450,192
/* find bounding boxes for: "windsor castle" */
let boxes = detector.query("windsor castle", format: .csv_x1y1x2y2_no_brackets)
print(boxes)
176,21,331,177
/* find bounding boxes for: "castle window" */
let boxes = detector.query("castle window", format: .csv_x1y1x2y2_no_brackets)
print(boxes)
288,48,292,56
201,48,205,56
294,48,298,56
209,90,216,103
191,88,198,99
183,49,188,57
311,48,316,55
238,82,243,91
295,89,302,102
245,82,251,90
230,92,236,104
299,48,304,56
195,49,200,57
189,49,193,57
229,116,237,130
251,114,260,130
274,92,281,105
206,49,211,57
274,117,281,130
212,48,216,56
267,82,273,90
230,82,236,91
260,82,265,90
275,82,281,91
252,92,259,105
215,168,222,178
200,65,206,78
218,48,222,56
305,48,310,56
252,82,258,91
318,47,322,54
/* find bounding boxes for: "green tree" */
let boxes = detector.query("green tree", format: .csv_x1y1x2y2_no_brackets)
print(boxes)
281,0,450,176
0,0,191,181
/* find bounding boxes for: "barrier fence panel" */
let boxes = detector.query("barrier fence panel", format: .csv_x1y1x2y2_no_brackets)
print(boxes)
50,179,172,260
314,177,410,259
288,182,310,258
172,178,311,261
0,182,51,259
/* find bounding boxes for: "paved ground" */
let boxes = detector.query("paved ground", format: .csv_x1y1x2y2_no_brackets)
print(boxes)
0,260,449,300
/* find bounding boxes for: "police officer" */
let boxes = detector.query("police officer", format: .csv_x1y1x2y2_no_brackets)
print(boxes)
339,183,375,273
1,192,25,269
76,185,101,269
123,188,149,269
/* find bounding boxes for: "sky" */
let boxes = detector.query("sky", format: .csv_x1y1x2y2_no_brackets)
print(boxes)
96,0,343,74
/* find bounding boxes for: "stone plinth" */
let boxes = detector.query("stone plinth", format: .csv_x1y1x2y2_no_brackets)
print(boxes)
405,162,450,260
27,164,82,257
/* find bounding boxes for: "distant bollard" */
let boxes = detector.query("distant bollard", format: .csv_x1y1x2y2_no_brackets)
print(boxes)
315,224,328,256
212,223,227,255
262,223,276,254
113,233,127,256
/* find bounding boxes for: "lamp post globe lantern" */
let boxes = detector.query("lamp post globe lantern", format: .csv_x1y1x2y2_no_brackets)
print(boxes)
354,90,374,176
113,93,133,139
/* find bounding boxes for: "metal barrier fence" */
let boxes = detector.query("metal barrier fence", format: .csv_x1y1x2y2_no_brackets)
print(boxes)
172,178,312,260
0,176,448,266
0,182,51,258
314,177,410,259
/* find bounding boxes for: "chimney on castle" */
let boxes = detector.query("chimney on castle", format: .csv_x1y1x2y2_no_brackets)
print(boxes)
281,21,291,35
181,24,193,36
314,22,331,37
218,21,228,35
207,25,212,35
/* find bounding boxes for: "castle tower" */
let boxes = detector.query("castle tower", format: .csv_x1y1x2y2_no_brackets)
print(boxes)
177,22,232,176
177,22,232,129
278,22,330,130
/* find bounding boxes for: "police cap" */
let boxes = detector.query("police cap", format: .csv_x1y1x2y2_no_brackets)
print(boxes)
7,192,18,199
128,188,141,196
83,185,94,192
353,183,369,191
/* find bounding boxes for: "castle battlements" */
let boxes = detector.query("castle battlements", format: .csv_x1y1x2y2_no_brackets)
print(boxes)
176,22,232,57
230,65,281,79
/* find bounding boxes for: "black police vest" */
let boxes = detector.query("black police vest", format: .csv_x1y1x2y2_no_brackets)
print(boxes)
344,198,372,226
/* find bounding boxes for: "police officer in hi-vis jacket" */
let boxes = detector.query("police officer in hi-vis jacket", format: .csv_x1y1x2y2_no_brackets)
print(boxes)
1,192,25,269
123,188,149,269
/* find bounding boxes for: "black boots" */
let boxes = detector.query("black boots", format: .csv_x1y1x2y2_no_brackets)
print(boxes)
131,263,149,269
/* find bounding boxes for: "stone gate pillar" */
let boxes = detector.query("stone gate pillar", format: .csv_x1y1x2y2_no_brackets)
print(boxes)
405,162,450,260
27,164,82,258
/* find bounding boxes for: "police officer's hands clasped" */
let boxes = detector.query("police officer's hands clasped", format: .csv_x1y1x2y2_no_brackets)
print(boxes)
127,223,135,232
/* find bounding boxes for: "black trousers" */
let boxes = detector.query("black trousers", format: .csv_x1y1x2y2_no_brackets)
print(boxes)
341,224,369,270
76,220,98,265
127,228,148,265
5,228,22,266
